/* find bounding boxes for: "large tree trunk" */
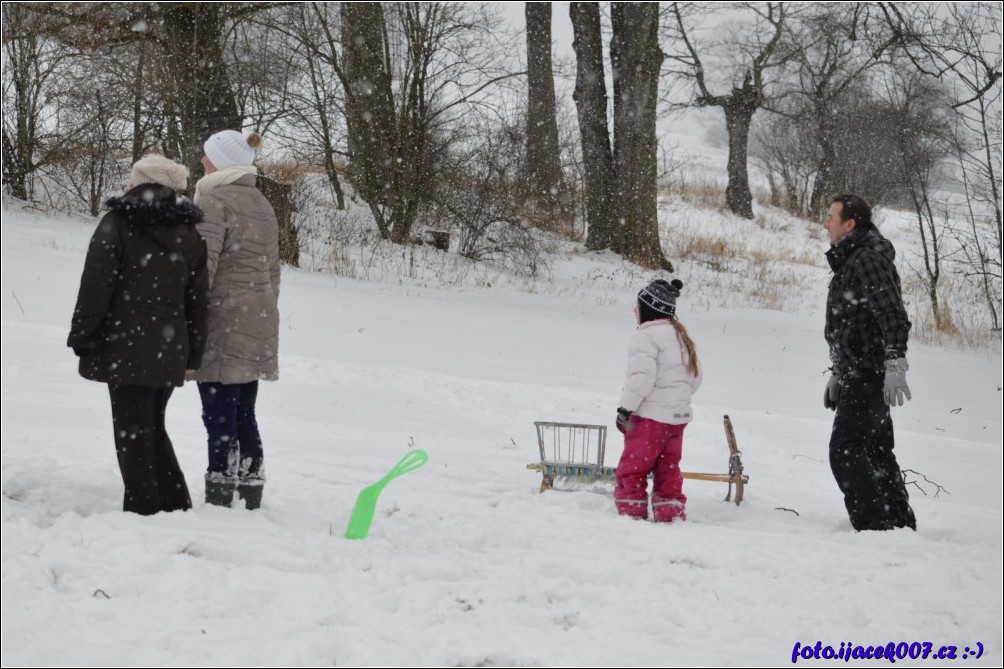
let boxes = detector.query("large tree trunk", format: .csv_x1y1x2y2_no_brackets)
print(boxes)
341,3,434,244
610,3,671,270
723,83,756,220
386,4,430,245
161,4,243,180
525,3,570,229
570,2,618,252
341,2,396,239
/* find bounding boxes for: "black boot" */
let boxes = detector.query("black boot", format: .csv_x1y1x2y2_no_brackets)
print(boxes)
237,457,265,510
237,477,264,510
204,473,238,508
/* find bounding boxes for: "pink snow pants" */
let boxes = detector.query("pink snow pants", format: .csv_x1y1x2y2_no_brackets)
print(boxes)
614,417,687,522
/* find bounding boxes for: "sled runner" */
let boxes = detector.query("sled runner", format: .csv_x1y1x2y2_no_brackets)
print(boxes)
527,415,748,505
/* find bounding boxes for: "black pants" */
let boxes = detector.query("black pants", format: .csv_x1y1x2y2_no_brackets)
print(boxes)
107,384,192,515
829,371,916,531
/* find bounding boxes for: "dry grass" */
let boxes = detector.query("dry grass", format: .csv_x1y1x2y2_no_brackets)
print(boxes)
323,244,358,279
899,269,1003,351
676,235,740,260
749,247,822,268
661,176,726,210
659,195,820,311
259,159,346,184
908,302,1002,349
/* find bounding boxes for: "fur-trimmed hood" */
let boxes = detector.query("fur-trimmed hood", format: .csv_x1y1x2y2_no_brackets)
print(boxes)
104,184,204,253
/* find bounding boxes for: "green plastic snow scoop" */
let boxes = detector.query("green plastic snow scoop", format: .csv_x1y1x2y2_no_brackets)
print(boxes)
345,450,428,540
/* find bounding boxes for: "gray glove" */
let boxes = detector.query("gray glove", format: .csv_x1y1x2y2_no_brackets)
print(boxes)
823,369,842,410
883,357,912,406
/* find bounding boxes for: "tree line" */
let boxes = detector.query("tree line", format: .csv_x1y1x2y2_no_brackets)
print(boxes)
2,2,1000,328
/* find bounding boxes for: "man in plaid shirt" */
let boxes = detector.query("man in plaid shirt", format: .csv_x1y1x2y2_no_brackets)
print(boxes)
822,194,917,531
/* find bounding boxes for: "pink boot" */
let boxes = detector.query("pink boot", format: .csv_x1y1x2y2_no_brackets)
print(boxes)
614,496,649,519
652,497,686,522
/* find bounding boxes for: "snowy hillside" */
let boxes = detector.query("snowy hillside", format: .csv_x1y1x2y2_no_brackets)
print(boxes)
1,195,1001,666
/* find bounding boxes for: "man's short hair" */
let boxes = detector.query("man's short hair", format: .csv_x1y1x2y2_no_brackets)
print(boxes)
832,194,873,230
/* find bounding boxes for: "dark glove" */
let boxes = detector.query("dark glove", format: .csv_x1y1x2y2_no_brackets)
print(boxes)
616,407,634,433
823,368,842,411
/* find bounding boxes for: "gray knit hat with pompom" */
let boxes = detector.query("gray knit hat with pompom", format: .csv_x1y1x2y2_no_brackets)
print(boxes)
638,278,684,320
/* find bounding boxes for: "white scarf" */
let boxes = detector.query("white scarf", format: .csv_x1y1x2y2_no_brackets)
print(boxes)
194,165,258,204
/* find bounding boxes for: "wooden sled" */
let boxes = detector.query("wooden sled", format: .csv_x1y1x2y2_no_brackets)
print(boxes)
527,415,748,505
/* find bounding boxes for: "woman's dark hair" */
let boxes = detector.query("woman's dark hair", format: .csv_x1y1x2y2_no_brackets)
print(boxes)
831,194,873,230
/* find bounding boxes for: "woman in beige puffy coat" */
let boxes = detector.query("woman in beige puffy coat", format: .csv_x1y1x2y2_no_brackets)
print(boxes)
191,129,280,510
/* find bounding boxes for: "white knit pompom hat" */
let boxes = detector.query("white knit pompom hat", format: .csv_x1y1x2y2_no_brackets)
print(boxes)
203,130,261,170
130,154,189,191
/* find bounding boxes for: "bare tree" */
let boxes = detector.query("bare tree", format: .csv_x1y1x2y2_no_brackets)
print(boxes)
126,5,153,164
665,2,790,219
879,71,956,328
259,3,348,209
881,2,1002,330
569,3,670,269
338,2,519,244
570,2,618,252
48,54,133,215
158,4,247,176
1,4,71,201
226,13,297,143
432,112,549,276
23,3,275,178
611,3,671,270
750,112,816,213
525,2,571,229
339,2,404,240
953,119,1002,330
781,4,898,214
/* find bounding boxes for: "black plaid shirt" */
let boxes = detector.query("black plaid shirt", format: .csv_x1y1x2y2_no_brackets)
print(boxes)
825,227,911,372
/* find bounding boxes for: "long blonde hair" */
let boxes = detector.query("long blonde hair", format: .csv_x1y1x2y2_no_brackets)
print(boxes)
672,317,700,377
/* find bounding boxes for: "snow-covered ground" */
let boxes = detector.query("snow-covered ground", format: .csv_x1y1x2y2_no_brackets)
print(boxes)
2,194,1001,666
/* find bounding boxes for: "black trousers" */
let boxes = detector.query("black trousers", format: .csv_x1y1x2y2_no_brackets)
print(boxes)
829,371,916,531
107,384,192,515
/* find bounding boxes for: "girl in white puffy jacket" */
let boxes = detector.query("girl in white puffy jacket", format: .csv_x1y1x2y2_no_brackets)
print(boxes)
614,279,702,522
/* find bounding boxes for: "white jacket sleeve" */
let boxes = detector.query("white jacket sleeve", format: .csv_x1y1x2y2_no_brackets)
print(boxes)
619,331,658,411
